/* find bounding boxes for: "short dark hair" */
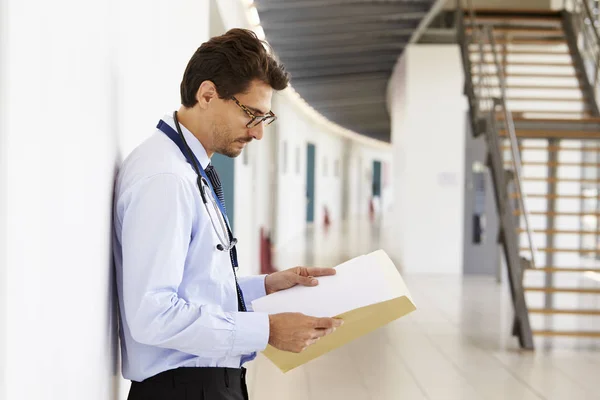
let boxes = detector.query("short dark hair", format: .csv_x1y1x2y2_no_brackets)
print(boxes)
180,28,290,107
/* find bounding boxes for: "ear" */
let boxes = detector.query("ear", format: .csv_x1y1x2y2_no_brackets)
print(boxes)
196,80,218,109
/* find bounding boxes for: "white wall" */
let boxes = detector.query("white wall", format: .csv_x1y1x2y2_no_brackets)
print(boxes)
0,0,208,399
0,0,7,395
274,98,317,248
388,45,467,274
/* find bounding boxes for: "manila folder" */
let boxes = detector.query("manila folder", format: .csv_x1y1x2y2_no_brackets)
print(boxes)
251,249,416,373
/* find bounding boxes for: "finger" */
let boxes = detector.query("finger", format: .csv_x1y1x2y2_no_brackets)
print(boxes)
304,267,336,277
314,317,344,329
295,274,319,287
313,327,336,338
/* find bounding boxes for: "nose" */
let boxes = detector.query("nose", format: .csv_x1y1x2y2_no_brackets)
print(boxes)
248,123,264,141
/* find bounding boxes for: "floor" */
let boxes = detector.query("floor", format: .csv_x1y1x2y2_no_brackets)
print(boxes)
246,219,600,400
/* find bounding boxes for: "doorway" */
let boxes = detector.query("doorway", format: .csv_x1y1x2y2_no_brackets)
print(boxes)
306,143,316,223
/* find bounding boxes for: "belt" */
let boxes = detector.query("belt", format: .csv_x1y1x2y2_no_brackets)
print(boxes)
139,367,248,400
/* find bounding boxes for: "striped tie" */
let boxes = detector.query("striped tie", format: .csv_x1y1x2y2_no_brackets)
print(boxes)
204,164,226,212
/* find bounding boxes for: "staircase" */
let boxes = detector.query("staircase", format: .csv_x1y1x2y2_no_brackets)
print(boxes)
458,5,600,348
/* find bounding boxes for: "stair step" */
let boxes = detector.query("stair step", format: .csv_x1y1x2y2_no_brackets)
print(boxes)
533,330,600,338
472,71,578,78
506,116,600,123
471,61,574,68
472,50,570,57
483,84,582,90
529,308,600,316
521,177,600,183
525,287,600,294
467,8,562,17
469,38,567,45
507,162,600,167
474,13,562,20
530,267,600,273
468,18,562,28
517,228,600,234
511,193,599,199
467,27,565,36
500,130,600,139
467,25,563,32
495,111,592,119
503,145,599,152
520,247,595,253
487,97,585,103
514,210,600,216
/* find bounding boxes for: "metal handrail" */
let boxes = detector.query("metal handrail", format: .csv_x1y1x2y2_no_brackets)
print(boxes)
486,27,538,269
581,0,600,44
469,21,539,268
569,0,600,93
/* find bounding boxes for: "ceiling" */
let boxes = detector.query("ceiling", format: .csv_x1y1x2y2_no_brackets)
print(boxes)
256,0,438,142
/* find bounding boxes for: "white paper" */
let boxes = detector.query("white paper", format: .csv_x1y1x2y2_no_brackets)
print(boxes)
251,249,413,317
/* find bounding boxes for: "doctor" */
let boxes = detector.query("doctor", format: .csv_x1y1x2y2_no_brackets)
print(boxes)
113,28,343,400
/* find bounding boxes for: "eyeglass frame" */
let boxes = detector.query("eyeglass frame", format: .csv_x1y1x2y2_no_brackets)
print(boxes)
232,96,277,128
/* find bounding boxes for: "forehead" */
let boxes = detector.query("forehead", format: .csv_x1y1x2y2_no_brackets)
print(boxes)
235,80,273,113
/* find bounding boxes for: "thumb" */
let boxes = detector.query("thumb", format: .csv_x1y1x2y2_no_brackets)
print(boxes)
295,274,318,287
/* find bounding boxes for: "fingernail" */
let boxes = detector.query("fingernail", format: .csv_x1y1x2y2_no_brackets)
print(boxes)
311,279,318,285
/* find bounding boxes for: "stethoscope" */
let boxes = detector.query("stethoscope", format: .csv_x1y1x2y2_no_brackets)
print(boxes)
172,111,238,252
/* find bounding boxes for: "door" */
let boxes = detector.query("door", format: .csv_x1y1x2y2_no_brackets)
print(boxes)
372,160,382,197
306,143,316,223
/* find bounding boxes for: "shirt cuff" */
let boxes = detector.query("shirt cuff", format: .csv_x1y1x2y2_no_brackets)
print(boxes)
231,311,269,356
237,275,267,309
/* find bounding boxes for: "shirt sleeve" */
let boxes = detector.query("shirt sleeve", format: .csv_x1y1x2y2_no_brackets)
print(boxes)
117,173,269,357
237,275,268,310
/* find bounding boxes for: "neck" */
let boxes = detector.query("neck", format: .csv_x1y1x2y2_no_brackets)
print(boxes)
176,106,214,158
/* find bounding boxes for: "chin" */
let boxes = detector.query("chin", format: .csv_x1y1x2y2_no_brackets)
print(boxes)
220,149,242,158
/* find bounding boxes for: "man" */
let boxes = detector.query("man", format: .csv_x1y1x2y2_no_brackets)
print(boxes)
113,29,343,400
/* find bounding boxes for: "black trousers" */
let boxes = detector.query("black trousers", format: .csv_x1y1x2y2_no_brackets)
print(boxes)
128,367,249,400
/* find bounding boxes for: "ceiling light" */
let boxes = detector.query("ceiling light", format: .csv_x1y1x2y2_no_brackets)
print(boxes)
248,6,261,26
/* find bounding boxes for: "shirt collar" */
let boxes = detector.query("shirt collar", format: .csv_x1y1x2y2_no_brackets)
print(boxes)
162,113,211,170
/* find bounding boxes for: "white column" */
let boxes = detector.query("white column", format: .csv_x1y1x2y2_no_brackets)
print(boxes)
388,45,467,274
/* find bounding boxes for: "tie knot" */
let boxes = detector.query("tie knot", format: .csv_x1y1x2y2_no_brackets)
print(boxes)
204,165,221,189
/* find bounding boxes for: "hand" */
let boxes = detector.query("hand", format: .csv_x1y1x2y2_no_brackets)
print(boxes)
264,267,336,295
268,313,344,353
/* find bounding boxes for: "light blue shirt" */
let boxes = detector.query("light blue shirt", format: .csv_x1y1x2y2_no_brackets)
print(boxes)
113,114,270,382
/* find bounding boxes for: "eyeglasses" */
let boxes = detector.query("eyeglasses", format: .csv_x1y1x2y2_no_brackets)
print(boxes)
232,96,277,128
